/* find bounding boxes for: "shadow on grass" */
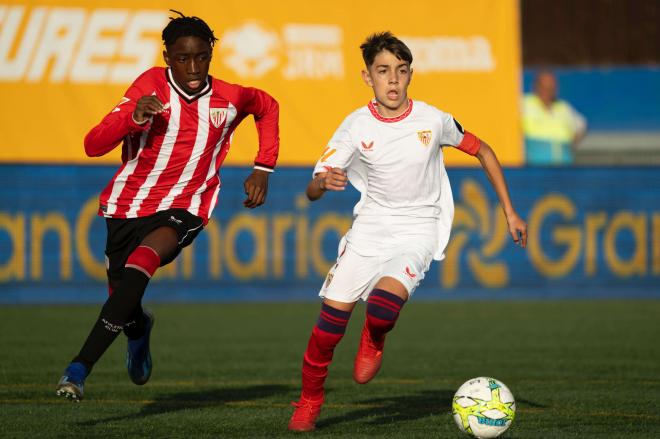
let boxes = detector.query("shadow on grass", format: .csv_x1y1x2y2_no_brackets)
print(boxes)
317,389,454,428
317,390,547,428
517,397,547,408
79,384,290,426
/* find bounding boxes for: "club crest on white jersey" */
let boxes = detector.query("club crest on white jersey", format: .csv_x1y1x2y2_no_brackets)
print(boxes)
417,130,432,146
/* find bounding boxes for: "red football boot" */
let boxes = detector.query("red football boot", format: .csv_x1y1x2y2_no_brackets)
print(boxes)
288,395,324,432
353,325,384,384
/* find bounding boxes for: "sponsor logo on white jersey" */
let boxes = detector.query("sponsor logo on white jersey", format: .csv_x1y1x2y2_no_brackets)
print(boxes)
361,140,374,151
405,266,417,279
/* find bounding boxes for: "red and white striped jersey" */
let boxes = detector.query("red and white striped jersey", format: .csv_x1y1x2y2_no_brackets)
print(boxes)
85,67,279,224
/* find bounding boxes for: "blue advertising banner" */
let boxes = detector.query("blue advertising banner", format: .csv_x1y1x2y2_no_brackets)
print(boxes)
1,165,659,303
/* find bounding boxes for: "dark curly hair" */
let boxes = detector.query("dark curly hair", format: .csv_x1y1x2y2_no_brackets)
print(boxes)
162,10,218,48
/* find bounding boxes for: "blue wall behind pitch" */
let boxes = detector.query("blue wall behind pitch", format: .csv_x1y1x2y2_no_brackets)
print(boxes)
1,164,659,303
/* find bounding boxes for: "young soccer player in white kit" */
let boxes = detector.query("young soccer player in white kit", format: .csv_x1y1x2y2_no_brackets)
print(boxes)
288,32,528,431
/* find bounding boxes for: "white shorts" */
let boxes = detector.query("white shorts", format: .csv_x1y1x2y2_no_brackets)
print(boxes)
319,216,437,303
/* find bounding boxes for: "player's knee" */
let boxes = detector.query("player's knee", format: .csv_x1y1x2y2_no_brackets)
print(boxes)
367,288,406,320
125,245,161,278
141,227,179,261
315,303,351,336
108,279,121,296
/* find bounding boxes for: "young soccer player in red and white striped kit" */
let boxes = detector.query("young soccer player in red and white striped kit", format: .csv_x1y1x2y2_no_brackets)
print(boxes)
56,11,279,401
288,32,527,431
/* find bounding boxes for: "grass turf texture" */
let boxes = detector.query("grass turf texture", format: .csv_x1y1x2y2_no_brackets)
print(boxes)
1,300,659,438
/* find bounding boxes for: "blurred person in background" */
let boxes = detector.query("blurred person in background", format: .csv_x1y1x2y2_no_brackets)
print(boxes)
522,70,587,165
55,11,279,402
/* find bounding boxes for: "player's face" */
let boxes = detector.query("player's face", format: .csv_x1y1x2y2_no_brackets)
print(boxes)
163,36,212,95
362,50,412,117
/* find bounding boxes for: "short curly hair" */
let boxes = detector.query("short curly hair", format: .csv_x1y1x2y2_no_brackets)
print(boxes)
162,10,218,48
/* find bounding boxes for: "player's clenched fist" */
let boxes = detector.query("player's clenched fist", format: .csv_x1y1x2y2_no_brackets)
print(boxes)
133,96,166,123
305,167,348,201
319,167,348,191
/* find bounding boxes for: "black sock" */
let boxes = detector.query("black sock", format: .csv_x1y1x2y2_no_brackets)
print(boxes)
73,268,151,371
123,305,146,340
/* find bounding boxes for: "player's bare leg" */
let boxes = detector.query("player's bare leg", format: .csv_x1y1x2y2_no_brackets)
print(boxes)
289,299,356,431
353,277,408,384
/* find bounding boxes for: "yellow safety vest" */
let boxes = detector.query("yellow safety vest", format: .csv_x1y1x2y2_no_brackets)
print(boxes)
522,94,577,165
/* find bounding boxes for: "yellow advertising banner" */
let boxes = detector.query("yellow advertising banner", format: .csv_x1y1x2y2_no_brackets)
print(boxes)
0,0,521,166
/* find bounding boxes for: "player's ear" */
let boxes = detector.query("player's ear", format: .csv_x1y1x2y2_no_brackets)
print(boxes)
163,50,171,67
361,69,373,87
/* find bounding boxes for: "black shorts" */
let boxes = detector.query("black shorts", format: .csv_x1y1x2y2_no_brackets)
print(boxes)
104,208,204,286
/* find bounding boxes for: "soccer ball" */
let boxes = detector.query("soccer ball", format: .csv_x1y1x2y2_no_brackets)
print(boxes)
452,377,516,438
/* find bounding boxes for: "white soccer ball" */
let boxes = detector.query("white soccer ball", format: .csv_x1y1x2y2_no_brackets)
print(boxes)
452,377,516,438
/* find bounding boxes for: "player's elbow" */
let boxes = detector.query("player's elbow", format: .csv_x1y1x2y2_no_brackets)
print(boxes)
475,140,492,160
83,132,106,157
83,137,100,157
267,98,279,119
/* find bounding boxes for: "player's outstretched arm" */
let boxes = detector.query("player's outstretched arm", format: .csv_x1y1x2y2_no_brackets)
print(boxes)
306,168,348,201
243,169,270,208
476,140,528,248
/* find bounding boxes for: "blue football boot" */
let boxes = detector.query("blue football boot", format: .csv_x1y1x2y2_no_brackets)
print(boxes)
126,310,155,385
56,362,88,402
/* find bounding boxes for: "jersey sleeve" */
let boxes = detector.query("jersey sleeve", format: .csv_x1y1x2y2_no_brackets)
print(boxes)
83,70,154,157
237,86,280,172
439,112,481,156
312,116,357,176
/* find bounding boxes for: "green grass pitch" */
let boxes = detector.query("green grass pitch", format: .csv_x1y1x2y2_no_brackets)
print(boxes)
1,300,659,438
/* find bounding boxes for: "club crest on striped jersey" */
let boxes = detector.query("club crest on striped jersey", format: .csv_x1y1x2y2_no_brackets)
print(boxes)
417,130,432,146
209,108,228,128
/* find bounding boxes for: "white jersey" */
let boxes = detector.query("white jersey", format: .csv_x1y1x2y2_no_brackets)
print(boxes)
313,99,480,260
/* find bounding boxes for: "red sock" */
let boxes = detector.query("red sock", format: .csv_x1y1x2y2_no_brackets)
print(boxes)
365,289,406,346
300,303,351,401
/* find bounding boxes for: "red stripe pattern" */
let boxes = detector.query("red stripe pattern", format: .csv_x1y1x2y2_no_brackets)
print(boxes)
86,67,279,225
365,289,405,344
124,245,161,279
